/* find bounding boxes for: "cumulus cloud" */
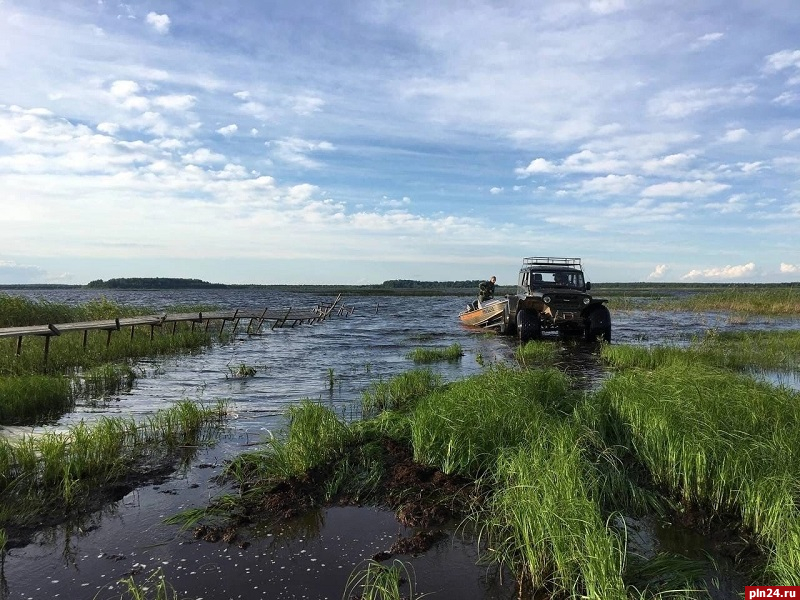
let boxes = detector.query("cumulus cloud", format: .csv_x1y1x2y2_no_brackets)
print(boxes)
681,262,756,280
516,158,554,176
490,187,503,195
153,95,197,111
97,122,119,135
146,12,171,34
217,124,238,137
647,264,668,280
182,148,226,164
110,80,140,98
780,263,799,273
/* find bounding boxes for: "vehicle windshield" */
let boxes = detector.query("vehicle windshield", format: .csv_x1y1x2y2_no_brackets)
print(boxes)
528,270,584,289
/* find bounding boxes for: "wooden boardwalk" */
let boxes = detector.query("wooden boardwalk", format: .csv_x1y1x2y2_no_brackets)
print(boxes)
0,295,349,361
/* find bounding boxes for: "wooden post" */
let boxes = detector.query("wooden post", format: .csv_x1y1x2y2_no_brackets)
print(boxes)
254,306,269,334
16,336,22,356
83,329,89,350
44,335,51,364
272,307,292,330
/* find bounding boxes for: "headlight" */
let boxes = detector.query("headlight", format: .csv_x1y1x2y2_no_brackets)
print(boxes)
543,295,551,304
583,297,590,304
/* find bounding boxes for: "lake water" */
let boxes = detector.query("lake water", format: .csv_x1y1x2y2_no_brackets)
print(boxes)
0,288,797,599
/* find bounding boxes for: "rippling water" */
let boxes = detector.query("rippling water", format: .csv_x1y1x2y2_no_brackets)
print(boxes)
1,288,797,599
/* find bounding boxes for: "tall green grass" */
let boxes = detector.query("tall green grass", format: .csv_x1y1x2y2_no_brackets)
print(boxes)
405,343,463,364
361,369,441,415
0,375,73,423
629,285,800,316
595,362,800,584
0,400,228,525
410,366,573,477
476,424,626,599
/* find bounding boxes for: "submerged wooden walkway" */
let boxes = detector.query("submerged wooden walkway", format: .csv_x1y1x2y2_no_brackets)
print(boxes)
0,295,350,361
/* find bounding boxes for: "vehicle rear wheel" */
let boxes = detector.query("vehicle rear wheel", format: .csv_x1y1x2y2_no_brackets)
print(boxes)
516,308,540,343
584,305,611,342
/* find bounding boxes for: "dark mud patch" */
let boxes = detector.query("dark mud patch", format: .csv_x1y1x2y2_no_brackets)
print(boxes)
202,436,480,552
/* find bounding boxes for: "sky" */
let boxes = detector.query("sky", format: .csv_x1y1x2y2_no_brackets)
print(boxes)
0,0,799,285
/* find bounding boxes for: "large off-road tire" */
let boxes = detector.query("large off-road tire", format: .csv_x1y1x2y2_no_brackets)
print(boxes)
516,308,540,344
584,305,611,343
500,304,516,335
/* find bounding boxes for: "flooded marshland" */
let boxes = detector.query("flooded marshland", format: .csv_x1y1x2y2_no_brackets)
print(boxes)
0,289,798,599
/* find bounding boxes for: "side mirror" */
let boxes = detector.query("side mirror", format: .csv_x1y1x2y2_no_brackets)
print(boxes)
586,282,592,291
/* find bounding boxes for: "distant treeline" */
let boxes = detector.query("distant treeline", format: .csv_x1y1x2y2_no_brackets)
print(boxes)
86,277,227,290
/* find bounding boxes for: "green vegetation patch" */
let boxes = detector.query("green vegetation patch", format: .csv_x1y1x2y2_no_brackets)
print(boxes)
0,400,228,543
405,343,463,364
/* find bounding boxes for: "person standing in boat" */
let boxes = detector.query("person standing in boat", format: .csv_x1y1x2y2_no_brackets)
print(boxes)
478,275,497,305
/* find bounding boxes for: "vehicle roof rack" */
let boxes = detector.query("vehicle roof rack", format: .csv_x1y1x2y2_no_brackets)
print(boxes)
521,257,582,269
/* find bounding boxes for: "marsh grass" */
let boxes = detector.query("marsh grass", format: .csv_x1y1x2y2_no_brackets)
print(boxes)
405,343,463,364
0,375,73,423
361,369,441,415
636,285,800,316
601,329,800,373
410,366,573,477
595,360,800,583
224,400,351,483
0,400,228,528
104,567,182,600
514,340,559,367
0,298,217,423
343,559,423,600
474,424,626,599
75,363,138,399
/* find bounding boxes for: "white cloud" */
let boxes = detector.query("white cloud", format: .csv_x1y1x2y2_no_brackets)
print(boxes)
96,122,119,135
146,12,171,35
647,264,668,280
721,128,748,142
516,158,554,176
217,124,238,137
691,32,724,50
0,260,49,284
110,80,140,98
772,91,799,106
489,187,503,195
267,137,335,168
764,49,800,72
153,95,197,111
648,84,755,119
291,95,325,115
681,262,756,280
642,180,730,198
577,174,639,196
182,148,226,164
780,263,799,273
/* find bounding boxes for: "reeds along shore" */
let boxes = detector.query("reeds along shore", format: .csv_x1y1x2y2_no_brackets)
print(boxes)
0,295,217,424
203,330,800,598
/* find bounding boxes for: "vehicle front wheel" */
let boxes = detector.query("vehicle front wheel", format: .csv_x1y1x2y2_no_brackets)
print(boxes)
500,304,516,335
517,308,540,343
584,305,611,343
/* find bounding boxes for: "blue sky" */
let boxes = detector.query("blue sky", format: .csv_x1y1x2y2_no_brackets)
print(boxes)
1,0,798,285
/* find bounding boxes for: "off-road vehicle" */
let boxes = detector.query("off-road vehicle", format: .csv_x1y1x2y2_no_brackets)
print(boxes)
501,257,611,343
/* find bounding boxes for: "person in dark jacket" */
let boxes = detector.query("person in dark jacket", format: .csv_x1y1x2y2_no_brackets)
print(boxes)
478,276,497,302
